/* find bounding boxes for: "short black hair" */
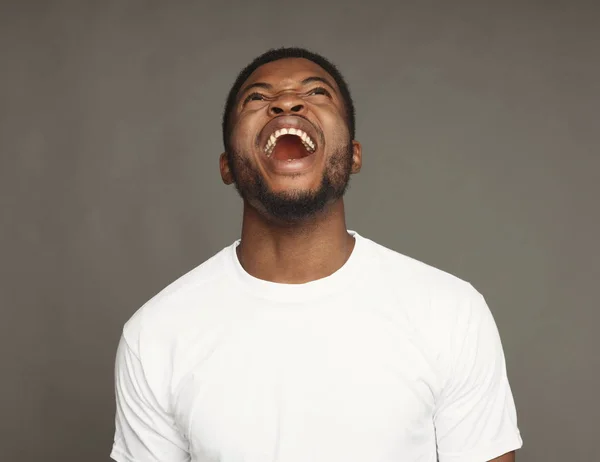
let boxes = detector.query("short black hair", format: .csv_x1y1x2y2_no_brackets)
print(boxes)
222,47,356,150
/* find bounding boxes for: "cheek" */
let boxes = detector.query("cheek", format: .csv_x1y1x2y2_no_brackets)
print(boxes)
323,117,351,146
230,122,255,151
234,112,266,147
313,104,349,137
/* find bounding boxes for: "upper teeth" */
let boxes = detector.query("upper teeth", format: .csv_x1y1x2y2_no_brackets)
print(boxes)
264,128,316,156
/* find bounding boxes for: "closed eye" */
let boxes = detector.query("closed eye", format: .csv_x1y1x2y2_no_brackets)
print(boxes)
244,92,266,104
307,87,331,97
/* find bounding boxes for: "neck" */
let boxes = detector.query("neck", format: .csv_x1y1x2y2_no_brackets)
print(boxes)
237,199,355,284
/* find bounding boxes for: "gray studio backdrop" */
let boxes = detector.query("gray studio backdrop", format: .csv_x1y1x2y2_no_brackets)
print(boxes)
1,1,598,461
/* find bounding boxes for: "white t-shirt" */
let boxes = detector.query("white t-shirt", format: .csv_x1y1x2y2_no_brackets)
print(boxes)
111,231,522,462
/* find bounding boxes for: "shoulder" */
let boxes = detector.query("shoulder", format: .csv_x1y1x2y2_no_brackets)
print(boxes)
121,244,234,353
359,234,480,304
358,234,491,346
358,234,499,380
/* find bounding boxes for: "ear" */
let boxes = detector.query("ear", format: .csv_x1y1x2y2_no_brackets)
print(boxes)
350,140,362,174
219,152,234,185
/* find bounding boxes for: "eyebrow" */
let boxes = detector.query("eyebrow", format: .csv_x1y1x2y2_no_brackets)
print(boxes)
300,76,336,90
239,81,274,96
238,76,337,99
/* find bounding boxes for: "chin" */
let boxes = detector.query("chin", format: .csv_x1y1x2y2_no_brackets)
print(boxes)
263,179,323,196
249,176,346,223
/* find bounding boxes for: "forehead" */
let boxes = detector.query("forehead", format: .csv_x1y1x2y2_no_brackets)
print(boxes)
241,58,339,91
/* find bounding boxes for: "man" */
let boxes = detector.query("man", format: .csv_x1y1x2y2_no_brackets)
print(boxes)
111,47,523,462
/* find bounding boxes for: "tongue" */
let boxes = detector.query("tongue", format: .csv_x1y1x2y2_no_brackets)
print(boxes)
271,135,310,161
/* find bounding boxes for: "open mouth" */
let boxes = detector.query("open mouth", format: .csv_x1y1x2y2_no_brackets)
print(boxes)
264,128,316,157
262,122,318,162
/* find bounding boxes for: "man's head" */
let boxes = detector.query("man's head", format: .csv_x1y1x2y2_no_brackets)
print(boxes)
219,47,361,224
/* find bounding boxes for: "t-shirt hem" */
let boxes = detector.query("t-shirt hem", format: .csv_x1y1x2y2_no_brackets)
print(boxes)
438,432,523,462
110,446,136,462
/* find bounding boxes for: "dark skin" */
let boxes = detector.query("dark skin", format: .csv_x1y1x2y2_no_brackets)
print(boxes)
219,58,516,462
492,453,515,462
220,58,361,284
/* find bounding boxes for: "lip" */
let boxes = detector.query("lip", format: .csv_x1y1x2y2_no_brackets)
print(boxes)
264,150,320,175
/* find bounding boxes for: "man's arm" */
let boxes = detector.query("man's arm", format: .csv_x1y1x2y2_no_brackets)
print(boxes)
434,289,522,462
111,335,189,462
490,451,516,461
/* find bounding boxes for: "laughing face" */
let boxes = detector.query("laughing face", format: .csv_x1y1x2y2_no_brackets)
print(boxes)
220,58,361,223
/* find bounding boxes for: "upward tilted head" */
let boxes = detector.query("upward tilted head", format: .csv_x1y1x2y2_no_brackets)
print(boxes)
220,47,362,223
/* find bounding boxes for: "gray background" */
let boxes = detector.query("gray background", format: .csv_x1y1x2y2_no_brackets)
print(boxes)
1,0,598,461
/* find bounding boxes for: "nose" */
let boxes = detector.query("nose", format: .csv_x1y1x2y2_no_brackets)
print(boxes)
269,93,305,116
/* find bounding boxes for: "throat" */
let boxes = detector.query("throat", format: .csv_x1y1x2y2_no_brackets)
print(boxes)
271,135,311,161
237,230,356,284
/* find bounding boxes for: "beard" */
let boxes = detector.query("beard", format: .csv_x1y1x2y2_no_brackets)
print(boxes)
227,141,354,223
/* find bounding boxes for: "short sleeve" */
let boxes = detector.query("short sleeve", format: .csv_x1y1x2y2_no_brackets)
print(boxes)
111,335,190,462
434,291,523,462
